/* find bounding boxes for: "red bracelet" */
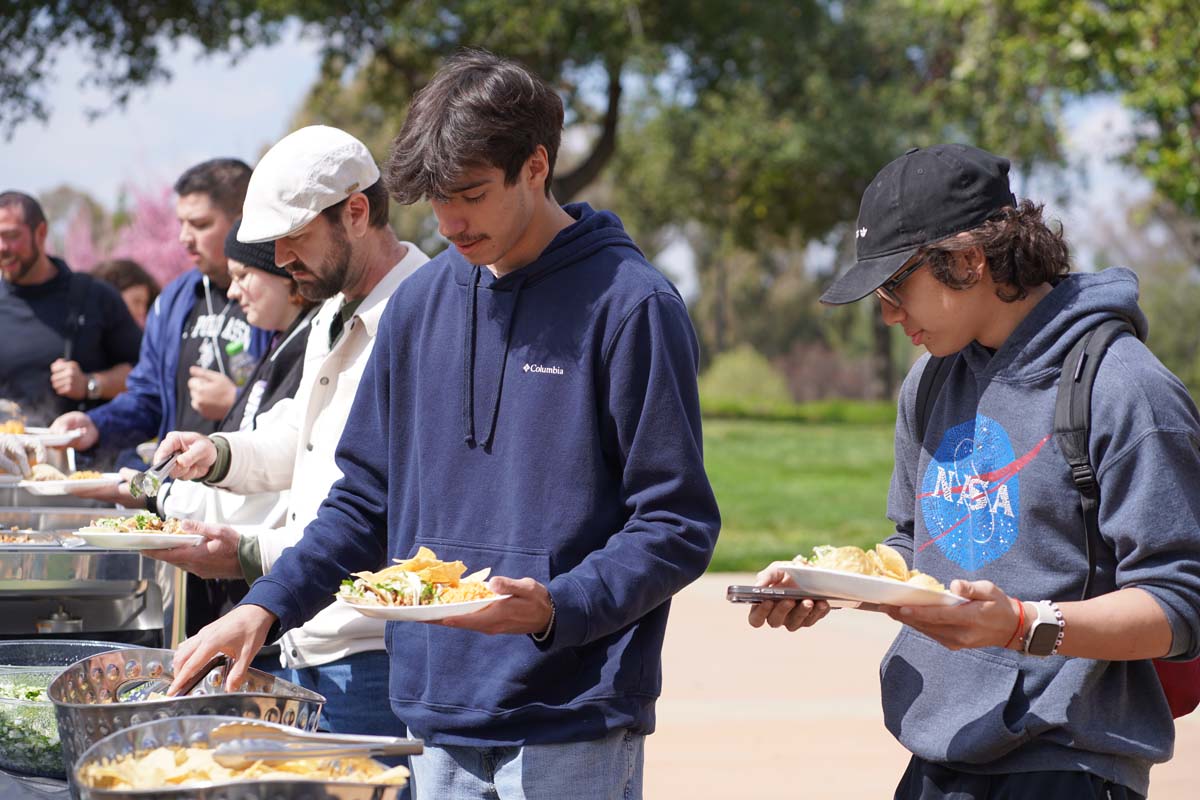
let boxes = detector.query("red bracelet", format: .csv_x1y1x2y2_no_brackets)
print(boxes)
1003,598,1025,650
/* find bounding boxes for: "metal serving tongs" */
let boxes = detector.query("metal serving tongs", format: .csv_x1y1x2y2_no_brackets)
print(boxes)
114,653,230,703
208,720,425,768
128,449,180,499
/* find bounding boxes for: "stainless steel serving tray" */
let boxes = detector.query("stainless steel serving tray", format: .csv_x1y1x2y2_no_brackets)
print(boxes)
0,509,150,593
74,716,407,800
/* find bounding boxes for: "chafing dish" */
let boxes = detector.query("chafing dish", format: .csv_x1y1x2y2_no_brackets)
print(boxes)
74,716,407,800
50,648,324,794
0,508,168,645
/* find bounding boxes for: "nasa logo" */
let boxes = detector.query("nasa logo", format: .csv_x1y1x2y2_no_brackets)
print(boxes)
918,415,1051,570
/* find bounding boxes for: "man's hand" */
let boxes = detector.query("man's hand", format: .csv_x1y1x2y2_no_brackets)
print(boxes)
884,579,1020,651
143,519,243,579
154,431,218,481
746,566,832,632
49,359,88,401
187,367,237,422
170,604,277,693
436,577,553,635
49,411,98,450
0,434,46,478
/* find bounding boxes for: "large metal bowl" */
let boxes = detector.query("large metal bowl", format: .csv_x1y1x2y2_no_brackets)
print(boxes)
74,715,407,800
49,648,324,790
0,639,135,778
0,639,136,669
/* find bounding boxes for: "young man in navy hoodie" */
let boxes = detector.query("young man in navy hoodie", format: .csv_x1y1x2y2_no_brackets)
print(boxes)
171,51,721,797
749,144,1200,799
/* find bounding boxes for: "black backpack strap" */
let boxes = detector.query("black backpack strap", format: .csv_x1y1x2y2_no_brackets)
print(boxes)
915,355,955,443
1053,317,1136,600
62,271,93,361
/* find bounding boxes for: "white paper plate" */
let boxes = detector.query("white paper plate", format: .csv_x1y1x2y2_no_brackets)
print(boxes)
17,474,121,495
334,594,509,621
770,561,966,607
17,427,83,447
74,530,204,550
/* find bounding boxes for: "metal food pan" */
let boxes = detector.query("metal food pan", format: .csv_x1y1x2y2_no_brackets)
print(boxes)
74,715,406,800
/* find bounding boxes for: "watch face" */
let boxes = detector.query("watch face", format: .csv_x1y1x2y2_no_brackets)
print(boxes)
1027,621,1059,655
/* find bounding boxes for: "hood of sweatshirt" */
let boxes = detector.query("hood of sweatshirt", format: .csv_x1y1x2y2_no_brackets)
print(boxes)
449,202,644,448
957,266,1149,382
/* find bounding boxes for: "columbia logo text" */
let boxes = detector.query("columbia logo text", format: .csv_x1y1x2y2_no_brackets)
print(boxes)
523,363,564,375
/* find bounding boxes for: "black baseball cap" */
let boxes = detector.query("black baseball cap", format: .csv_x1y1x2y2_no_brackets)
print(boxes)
820,143,1017,305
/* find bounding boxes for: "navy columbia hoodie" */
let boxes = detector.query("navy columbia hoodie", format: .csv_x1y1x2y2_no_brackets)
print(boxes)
242,203,721,746
881,268,1200,794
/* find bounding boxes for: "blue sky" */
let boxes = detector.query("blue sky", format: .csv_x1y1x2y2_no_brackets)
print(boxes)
0,26,322,209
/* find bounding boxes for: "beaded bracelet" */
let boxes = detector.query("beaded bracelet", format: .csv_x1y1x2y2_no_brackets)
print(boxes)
1041,600,1066,655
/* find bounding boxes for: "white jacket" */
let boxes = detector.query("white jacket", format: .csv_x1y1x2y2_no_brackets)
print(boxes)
214,245,429,668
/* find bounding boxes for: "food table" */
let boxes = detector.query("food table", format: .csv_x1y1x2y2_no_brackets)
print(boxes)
0,508,183,647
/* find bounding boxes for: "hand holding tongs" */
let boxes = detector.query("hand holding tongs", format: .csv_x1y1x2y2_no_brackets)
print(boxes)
114,653,230,703
128,450,180,499
208,721,424,767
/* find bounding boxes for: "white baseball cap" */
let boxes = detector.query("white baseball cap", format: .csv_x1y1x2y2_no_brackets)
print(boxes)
238,125,381,243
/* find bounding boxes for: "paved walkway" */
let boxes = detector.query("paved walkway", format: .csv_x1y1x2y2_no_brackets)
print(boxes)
644,573,1198,798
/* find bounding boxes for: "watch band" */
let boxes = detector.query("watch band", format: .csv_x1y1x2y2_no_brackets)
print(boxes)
1023,600,1065,656
86,374,101,400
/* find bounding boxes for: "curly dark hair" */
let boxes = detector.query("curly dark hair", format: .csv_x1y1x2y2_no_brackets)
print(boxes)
916,200,1071,302
384,49,563,204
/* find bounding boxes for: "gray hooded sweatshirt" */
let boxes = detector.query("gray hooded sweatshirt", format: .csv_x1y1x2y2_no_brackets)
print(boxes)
882,267,1200,795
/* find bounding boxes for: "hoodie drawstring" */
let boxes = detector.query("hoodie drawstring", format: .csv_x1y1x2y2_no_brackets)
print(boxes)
480,276,525,449
462,269,526,449
462,267,482,446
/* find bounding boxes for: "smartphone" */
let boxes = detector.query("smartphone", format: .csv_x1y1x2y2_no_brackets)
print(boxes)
726,584,822,604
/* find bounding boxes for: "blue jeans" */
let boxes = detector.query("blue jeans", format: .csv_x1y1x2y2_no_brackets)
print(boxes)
410,728,644,800
271,649,402,736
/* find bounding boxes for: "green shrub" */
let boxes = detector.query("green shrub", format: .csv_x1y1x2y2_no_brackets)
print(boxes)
699,345,793,406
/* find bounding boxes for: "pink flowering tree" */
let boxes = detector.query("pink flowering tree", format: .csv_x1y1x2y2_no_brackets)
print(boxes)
62,207,104,272
60,184,189,288
107,185,190,287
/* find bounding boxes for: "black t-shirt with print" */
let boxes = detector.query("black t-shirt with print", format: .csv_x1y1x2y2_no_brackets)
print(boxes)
173,279,252,436
0,258,142,423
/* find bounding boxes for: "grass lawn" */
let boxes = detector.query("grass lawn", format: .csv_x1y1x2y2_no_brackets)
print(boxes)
703,418,896,572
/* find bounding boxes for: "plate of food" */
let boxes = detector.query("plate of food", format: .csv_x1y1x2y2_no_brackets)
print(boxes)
17,468,121,495
75,513,202,549
770,543,967,608
15,426,83,448
336,546,508,621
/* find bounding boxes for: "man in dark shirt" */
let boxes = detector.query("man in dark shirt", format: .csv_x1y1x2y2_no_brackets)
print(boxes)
0,191,141,425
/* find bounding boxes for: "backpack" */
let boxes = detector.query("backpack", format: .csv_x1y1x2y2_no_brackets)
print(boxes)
915,318,1200,719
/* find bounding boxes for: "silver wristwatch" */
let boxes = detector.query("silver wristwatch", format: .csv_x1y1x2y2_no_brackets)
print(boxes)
85,374,101,400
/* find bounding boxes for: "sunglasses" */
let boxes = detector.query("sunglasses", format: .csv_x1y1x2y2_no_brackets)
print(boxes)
875,258,925,309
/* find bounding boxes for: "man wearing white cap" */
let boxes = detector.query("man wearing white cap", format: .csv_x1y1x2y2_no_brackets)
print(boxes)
148,125,429,740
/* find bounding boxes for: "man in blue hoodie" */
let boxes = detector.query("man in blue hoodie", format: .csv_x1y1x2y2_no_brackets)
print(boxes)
749,144,1200,799
171,50,720,798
